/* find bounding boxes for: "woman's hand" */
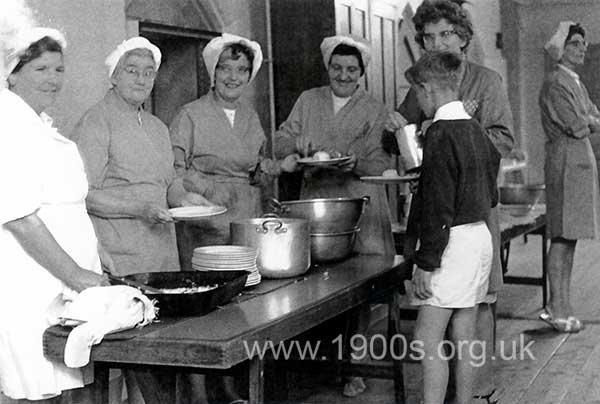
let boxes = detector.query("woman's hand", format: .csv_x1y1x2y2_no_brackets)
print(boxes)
413,267,433,300
337,152,357,172
181,192,216,207
280,154,301,173
97,243,116,274
295,135,313,157
139,203,173,224
384,111,408,132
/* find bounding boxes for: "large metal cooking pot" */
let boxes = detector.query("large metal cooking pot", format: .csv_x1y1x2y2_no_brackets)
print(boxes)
310,228,360,263
270,196,369,233
230,218,310,279
499,183,545,205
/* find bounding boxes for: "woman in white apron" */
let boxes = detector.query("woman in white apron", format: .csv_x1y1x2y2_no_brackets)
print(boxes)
0,26,109,402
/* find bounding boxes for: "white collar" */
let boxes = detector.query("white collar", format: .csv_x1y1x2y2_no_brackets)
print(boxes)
433,101,471,122
558,64,580,81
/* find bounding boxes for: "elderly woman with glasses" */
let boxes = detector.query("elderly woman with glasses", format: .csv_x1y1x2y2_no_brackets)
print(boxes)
72,36,210,404
538,22,600,333
382,1,515,402
0,20,110,402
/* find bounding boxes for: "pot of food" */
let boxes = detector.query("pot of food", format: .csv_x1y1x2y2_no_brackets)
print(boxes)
230,217,311,279
310,228,360,263
270,196,369,233
119,270,248,317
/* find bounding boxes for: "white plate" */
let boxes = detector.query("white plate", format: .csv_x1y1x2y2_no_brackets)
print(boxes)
169,206,227,220
297,156,352,167
193,245,257,256
360,174,420,183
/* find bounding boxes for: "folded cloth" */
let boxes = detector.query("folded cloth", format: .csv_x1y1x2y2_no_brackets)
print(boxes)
58,286,157,368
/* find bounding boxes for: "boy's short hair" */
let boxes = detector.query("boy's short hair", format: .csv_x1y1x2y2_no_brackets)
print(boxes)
404,51,463,91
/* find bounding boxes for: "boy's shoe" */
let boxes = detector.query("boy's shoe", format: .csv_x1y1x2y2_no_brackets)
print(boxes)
342,377,366,397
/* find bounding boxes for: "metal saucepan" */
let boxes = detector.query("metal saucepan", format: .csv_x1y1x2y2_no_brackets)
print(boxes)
269,196,370,233
310,228,360,263
230,217,311,279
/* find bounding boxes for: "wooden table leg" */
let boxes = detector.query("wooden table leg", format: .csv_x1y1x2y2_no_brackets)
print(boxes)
249,357,265,404
92,363,109,404
541,226,548,307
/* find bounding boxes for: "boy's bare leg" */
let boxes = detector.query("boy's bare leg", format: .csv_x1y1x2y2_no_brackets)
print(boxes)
414,305,453,404
449,306,478,404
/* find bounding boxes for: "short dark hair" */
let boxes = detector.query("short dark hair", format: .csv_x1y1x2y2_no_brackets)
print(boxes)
329,44,365,75
12,36,64,74
413,0,473,52
405,51,463,91
219,42,255,77
565,23,586,44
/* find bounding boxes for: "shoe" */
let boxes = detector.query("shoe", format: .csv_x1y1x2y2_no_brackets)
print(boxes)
474,389,498,404
539,309,584,333
227,400,248,404
342,377,366,397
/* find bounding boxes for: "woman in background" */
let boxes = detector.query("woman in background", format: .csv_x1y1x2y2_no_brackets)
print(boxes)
539,21,600,333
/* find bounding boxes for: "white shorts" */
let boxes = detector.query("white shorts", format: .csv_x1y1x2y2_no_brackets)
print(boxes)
409,221,492,308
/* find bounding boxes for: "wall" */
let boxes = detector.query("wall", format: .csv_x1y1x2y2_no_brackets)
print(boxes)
501,0,600,183
25,0,126,137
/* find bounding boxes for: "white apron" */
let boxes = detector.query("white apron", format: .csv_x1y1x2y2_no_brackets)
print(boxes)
0,90,101,400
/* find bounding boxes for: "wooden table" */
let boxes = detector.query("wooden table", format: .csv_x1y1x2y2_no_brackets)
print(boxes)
44,255,411,404
499,205,547,306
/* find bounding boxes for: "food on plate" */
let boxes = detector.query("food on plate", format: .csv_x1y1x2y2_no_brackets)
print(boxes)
313,151,331,161
382,169,399,178
151,284,219,294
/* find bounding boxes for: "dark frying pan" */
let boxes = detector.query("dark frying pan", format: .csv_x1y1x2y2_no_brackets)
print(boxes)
114,271,248,317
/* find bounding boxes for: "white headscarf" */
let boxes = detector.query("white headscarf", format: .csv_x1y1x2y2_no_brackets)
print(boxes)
105,36,162,78
320,35,371,70
6,27,66,76
545,21,576,62
0,0,35,84
202,33,263,84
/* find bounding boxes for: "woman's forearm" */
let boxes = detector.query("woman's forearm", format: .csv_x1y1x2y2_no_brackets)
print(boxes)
5,213,91,290
86,188,144,219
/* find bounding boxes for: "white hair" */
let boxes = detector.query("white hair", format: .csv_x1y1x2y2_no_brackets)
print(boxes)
0,0,35,85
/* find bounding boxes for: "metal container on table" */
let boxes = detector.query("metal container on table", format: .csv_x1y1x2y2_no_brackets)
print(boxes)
310,228,360,263
230,218,311,279
270,196,369,233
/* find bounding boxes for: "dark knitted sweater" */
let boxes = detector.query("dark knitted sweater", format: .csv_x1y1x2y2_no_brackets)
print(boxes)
407,119,500,271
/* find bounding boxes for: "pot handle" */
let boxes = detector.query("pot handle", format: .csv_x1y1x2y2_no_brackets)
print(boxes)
268,197,283,213
259,219,288,234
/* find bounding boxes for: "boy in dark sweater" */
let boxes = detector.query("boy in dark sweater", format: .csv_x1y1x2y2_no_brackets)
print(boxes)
405,51,500,404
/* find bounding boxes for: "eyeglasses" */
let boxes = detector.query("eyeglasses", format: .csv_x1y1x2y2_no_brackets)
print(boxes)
121,66,156,80
565,39,588,48
216,64,251,76
422,30,458,44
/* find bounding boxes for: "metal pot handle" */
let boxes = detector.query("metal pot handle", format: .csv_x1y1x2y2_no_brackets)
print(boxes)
259,219,288,234
268,198,283,213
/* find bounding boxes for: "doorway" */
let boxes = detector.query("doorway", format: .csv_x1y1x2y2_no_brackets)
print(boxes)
140,23,216,126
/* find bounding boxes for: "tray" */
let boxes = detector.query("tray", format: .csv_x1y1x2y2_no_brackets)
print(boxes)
119,271,248,317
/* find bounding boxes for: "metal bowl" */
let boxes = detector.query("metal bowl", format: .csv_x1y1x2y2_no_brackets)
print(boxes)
271,197,369,233
310,228,360,263
499,184,545,205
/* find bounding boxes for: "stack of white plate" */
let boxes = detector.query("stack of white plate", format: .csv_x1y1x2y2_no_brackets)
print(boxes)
191,245,261,287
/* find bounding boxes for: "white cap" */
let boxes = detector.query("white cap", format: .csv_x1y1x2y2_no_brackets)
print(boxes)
202,33,263,84
545,21,576,62
320,34,371,70
105,36,161,78
6,27,66,74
